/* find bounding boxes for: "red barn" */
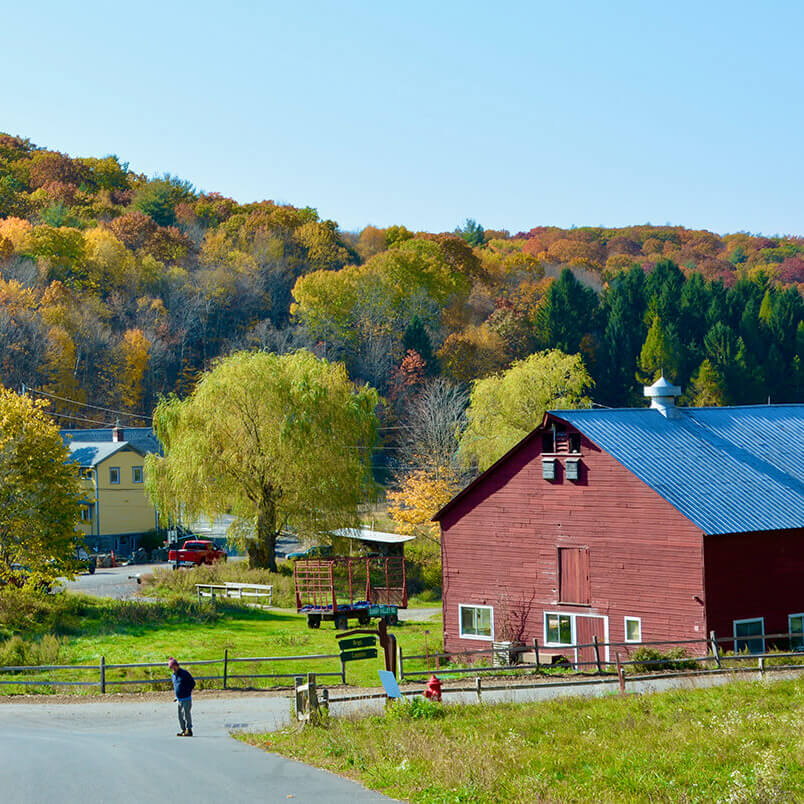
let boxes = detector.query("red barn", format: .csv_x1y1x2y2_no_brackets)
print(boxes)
434,378,804,663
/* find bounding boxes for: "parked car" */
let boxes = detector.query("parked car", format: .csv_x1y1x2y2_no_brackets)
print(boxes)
286,544,333,560
168,539,227,568
76,547,96,574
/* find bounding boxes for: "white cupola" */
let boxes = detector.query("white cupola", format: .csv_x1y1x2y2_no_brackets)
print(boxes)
643,375,682,418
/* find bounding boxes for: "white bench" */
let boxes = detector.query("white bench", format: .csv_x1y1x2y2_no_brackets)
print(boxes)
195,582,273,607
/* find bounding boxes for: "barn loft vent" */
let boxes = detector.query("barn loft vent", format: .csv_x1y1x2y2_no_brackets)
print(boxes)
643,375,681,418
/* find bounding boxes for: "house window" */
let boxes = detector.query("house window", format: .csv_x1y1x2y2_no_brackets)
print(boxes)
568,433,581,453
558,547,591,605
459,605,493,640
79,467,93,479
109,467,120,484
80,505,93,522
624,617,641,643
789,614,804,651
545,612,573,645
132,466,144,483
734,618,765,654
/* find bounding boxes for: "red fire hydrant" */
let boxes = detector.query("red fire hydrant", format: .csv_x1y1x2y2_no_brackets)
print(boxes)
423,674,442,702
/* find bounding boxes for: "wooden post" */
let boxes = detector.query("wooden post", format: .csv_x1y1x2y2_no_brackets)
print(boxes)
223,648,228,690
100,656,106,694
593,635,602,673
533,638,541,673
758,656,765,676
340,655,346,685
475,676,482,702
307,672,318,716
397,644,404,681
710,630,721,669
294,675,304,719
321,688,329,710
615,651,625,694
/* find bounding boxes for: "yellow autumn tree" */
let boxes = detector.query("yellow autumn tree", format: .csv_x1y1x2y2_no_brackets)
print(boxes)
118,328,151,411
388,468,461,594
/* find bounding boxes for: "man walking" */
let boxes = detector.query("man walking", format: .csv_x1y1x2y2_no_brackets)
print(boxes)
168,657,195,736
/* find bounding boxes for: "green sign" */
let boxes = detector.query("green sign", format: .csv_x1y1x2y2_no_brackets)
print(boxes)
341,648,378,663
338,636,377,651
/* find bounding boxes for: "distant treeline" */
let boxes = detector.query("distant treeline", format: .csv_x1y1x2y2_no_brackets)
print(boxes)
0,133,801,437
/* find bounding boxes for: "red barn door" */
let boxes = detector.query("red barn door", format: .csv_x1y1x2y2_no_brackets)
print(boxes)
575,615,607,670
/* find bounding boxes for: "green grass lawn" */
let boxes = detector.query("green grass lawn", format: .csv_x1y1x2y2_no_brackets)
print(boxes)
244,675,804,803
0,590,443,694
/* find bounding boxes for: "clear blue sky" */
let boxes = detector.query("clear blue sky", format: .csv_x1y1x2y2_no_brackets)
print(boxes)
3,1,803,236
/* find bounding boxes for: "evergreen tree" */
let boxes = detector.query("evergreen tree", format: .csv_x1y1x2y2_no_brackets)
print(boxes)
403,316,436,374
636,315,683,385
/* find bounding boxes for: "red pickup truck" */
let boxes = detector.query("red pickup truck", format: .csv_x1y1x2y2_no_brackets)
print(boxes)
168,540,227,568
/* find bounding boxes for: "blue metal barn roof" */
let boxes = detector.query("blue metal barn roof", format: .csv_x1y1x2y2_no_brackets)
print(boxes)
551,404,804,536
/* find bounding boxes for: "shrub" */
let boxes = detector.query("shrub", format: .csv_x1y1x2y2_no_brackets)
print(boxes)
629,646,698,673
0,633,63,667
385,696,445,721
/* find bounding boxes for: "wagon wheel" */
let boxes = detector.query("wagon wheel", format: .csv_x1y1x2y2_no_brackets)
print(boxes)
334,614,348,631
385,613,399,626
307,614,321,629
358,611,371,626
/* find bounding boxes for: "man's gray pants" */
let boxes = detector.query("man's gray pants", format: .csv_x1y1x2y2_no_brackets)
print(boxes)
178,698,192,732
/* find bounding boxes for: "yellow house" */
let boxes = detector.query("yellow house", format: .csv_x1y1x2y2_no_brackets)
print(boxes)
66,432,159,554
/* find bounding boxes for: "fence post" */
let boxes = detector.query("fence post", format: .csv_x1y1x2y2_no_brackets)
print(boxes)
397,644,404,681
321,688,329,710
710,630,721,669
307,672,318,717
475,676,482,702
593,635,602,673
340,655,346,685
294,675,304,719
223,648,228,690
533,638,541,673
615,651,626,694
100,655,106,694
758,656,765,676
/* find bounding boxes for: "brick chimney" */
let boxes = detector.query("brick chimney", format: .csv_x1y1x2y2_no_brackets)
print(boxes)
112,419,124,442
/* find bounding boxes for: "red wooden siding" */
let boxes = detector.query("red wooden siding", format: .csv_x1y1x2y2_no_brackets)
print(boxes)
703,527,804,644
559,547,590,605
440,419,707,656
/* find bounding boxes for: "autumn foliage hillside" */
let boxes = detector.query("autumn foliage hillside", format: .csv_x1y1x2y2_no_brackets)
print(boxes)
0,132,802,450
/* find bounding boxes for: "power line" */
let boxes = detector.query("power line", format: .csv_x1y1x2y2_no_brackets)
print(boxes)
45,410,118,427
24,385,153,422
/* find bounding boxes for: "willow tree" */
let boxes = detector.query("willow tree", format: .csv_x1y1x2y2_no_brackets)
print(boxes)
458,349,592,472
0,387,81,586
145,350,379,570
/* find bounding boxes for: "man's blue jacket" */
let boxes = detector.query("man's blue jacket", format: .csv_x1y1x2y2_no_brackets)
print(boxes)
171,667,195,700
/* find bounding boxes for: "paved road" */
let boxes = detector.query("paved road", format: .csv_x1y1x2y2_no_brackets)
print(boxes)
0,695,391,804
60,563,165,599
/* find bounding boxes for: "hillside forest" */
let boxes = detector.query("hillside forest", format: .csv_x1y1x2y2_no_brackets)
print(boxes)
1,133,803,488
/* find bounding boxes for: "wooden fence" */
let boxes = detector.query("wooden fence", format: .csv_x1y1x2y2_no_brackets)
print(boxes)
0,649,346,692
398,630,804,681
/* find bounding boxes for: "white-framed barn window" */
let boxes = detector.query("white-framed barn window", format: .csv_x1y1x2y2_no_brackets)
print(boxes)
459,604,493,640
132,466,144,483
624,617,642,643
789,613,804,651
544,612,574,646
733,617,765,654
